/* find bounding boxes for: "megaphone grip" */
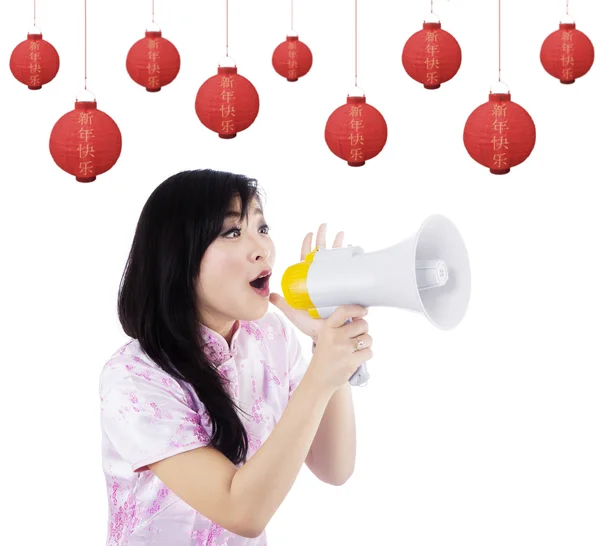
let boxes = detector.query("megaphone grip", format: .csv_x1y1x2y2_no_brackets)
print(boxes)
349,363,370,387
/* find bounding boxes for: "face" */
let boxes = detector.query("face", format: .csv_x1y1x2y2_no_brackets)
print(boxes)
196,196,275,338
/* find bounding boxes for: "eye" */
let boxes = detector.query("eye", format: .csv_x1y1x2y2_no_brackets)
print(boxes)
222,227,242,238
259,224,270,235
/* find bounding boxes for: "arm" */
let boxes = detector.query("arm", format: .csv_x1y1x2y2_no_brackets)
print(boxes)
305,381,356,485
149,366,334,539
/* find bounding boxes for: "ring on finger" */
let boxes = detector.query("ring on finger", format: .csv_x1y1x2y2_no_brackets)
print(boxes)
355,336,367,352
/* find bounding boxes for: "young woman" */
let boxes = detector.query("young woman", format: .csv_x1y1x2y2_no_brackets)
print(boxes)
99,169,374,545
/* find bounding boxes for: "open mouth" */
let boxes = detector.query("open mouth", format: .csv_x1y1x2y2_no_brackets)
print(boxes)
249,270,271,294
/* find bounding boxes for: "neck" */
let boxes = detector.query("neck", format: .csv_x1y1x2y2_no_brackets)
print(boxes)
220,322,237,345
200,315,239,346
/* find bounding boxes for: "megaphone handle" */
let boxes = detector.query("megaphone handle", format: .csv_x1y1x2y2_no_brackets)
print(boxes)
344,318,370,387
349,363,370,387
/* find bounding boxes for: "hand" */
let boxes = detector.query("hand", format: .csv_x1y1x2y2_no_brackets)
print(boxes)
307,305,374,393
269,223,344,343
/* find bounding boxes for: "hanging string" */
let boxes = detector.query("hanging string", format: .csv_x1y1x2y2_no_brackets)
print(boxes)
291,0,294,30
152,0,155,23
430,0,433,13
34,0,36,25
497,0,501,81
354,0,358,86
84,0,88,89
566,0,569,14
225,0,229,57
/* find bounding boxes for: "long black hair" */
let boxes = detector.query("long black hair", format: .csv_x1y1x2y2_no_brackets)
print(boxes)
118,169,262,466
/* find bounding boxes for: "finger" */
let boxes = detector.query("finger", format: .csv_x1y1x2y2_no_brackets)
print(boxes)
350,336,373,353
269,292,297,316
300,232,313,261
343,319,369,338
327,305,368,328
352,348,373,362
332,231,345,248
351,333,372,350
316,223,327,249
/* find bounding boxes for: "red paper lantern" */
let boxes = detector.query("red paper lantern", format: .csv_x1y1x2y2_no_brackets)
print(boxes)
540,22,594,84
126,29,181,92
10,30,59,90
402,21,461,89
49,97,122,183
463,90,536,175
325,95,387,167
272,35,313,82
195,66,260,139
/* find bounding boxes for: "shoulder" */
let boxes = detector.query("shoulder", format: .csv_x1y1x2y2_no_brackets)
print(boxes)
100,339,156,386
99,340,194,408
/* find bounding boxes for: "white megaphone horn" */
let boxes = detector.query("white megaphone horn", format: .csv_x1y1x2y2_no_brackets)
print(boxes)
281,214,471,387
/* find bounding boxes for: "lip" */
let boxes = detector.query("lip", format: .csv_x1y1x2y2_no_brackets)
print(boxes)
250,270,271,298
251,269,272,282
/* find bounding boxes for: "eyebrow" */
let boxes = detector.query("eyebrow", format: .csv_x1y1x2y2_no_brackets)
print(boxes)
224,207,264,220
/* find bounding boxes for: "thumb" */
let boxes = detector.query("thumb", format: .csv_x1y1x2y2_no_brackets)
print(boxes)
269,292,295,315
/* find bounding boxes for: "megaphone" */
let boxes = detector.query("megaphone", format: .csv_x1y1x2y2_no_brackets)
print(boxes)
281,214,471,387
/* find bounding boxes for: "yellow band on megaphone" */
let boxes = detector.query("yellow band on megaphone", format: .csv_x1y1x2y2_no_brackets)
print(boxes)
281,247,319,311
307,308,321,319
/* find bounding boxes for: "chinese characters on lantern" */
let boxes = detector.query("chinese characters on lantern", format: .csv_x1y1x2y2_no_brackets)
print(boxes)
77,112,96,179
220,75,236,135
28,40,41,88
288,40,298,80
147,38,161,90
561,30,574,82
491,102,509,171
349,104,365,164
424,30,440,87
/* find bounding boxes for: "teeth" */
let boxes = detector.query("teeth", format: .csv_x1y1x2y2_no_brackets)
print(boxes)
250,273,269,285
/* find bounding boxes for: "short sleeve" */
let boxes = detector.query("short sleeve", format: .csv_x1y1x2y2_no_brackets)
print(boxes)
275,314,311,401
99,357,212,473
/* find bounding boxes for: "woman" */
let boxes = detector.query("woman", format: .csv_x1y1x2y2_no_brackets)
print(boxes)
99,169,374,545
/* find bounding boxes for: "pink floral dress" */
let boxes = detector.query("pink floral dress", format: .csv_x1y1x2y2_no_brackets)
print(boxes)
99,312,310,545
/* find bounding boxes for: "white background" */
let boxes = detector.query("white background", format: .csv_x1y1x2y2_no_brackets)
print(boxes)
2,0,599,544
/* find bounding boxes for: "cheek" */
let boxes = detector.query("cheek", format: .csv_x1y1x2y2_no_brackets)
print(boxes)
199,248,240,293
269,240,276,263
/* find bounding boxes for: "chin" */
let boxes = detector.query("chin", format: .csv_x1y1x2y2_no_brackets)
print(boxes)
243,300,270,322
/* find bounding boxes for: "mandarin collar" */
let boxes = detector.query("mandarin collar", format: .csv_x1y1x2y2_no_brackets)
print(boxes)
199,320,244,365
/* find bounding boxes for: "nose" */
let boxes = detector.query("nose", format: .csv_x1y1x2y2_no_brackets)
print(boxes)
252,244,270,261
250,237,271,262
